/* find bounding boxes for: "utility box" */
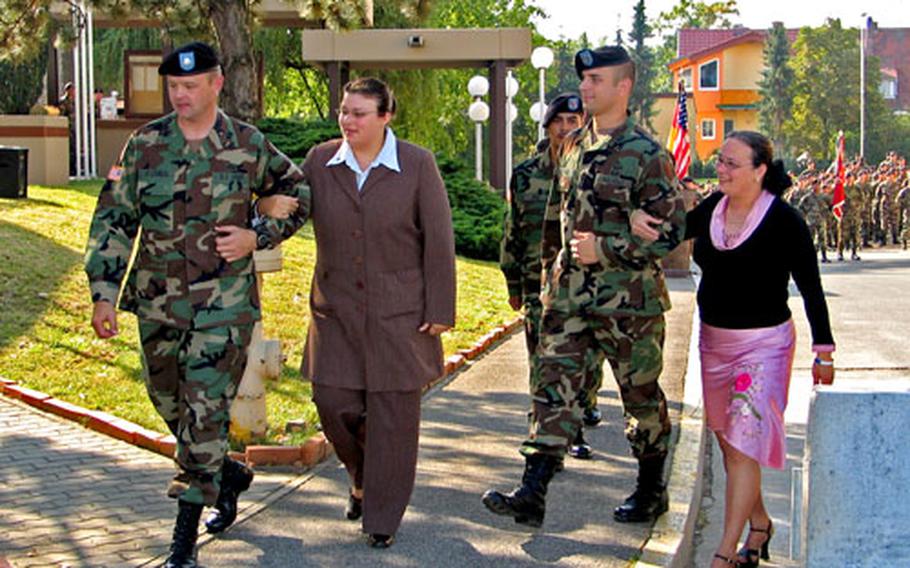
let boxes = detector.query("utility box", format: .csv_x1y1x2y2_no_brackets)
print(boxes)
0,146,28,198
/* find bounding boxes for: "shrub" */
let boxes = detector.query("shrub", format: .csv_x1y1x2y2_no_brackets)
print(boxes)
435,154,505,261
256,117,339,162
0,48,48,114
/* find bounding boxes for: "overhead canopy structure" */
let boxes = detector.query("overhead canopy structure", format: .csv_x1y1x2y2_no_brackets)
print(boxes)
302,28,532,190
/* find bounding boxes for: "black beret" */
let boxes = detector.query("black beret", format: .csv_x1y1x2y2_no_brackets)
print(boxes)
574,45,631,78
543,93,583,128
158,41,220,77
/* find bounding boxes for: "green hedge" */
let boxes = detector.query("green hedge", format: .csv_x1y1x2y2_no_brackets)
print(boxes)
257,117,339,162
434,155,504,261
0,47,48,114
257,117,504,261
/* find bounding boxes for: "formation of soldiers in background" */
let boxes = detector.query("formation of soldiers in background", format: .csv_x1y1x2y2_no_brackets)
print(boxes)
787,152,910,262
690,152,910,263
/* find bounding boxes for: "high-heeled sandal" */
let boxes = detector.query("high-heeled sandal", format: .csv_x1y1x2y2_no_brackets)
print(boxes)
713,553,739,566
737,520,774,567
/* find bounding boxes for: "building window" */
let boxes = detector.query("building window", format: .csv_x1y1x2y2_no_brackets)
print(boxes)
724,119,734,138
701,119,716,140
881,78,897,100
699,59,719,90
679,68,693,90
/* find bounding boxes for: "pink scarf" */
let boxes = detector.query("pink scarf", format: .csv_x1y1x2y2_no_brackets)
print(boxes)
709,190,775,251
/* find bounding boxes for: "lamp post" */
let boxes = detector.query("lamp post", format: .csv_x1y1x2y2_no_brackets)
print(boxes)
505,72,519,188
530,46,554,141
467,75,490,181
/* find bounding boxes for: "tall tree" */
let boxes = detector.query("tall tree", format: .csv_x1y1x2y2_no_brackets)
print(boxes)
0,1,52,62
651,0,739,92
785,18,890,161
757,22,793,157
628,0,655,130
547,34,590,100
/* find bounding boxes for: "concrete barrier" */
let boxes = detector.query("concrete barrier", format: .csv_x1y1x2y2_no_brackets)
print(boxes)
802,381,910,567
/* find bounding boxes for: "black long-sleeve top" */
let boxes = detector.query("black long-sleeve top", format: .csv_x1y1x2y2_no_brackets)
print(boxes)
686,191,835,346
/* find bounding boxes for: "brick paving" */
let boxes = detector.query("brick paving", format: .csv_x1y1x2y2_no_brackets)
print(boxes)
0,396,301,568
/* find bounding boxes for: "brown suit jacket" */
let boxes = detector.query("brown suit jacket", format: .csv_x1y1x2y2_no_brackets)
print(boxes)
300,138,456,392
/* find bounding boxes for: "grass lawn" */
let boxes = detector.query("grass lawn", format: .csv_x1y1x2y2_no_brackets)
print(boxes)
0,181,514,446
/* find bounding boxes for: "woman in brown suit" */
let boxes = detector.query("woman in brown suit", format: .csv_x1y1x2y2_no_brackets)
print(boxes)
260,77,456,548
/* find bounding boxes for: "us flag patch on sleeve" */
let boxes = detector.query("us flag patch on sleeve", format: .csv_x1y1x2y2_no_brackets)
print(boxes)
107,165,124,181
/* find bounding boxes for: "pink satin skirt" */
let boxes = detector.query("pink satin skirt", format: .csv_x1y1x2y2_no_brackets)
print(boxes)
699,320,796,469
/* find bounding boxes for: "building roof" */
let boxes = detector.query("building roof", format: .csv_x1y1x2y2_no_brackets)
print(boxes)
675,27,799,64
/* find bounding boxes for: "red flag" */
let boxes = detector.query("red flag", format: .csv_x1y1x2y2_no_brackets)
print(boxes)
667,81,691,180
832,131,846,221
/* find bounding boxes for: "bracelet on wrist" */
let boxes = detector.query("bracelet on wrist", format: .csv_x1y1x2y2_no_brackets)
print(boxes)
814,357,834,367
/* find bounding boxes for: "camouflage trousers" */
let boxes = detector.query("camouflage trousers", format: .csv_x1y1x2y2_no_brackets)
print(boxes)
837,217,862,256
520,309,671,460
524,299,603,411
138,320,254,506
810,220,829,255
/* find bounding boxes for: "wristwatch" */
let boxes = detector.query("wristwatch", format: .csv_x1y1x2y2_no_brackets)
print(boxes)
256,230,273,250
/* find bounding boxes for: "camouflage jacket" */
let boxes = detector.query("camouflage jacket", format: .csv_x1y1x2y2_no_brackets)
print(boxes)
84,110,310,329
500,138,553,302
897,185,910,213
797,190,831,225
540,117,686,317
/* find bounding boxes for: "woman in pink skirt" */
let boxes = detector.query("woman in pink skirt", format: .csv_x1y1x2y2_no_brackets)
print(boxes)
633,131,835,567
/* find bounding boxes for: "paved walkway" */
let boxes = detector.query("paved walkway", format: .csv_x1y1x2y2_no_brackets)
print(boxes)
0,279,695,568
0,397,303,567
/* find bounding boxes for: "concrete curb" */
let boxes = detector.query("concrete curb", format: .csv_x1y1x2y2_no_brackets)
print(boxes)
635,275,707,568
428,316,523,392
0,316,522,467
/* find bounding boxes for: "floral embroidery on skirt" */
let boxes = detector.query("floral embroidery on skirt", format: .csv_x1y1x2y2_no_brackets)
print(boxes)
700,321,796,469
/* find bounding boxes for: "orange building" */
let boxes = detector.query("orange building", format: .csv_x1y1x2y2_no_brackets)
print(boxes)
668,28,797,160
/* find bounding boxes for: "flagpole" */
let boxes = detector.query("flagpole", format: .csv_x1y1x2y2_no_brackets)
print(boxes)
860,14,866,160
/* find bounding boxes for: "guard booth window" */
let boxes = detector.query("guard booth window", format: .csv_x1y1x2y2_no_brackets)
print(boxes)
125,51,165,118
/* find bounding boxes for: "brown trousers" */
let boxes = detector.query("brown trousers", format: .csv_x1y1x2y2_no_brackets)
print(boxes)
312,384,422,535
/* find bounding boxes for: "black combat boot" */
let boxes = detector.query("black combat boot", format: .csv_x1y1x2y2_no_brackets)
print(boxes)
567,427,593,460
613,454,669,523
205,457,254,534
164,500,203,568
482,453,559,527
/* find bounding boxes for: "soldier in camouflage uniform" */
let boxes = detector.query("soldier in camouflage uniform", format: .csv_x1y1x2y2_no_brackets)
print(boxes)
897,173,910,249
484,45,686,528
84,42,309,568
798,180,831,263
880,170,901,245
837,171,863,261
501,93,604,463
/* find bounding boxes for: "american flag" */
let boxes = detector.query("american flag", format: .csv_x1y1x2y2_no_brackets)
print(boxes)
667,81,691,180
832,130,846,221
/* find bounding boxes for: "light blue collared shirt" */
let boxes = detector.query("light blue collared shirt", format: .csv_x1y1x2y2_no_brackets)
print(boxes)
326,127,400,191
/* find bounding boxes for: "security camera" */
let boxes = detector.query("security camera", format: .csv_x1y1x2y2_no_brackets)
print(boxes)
407,35,425,48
